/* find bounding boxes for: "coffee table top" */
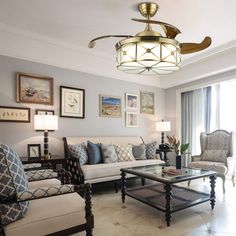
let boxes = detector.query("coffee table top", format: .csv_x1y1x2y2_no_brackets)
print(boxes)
121,164,216,183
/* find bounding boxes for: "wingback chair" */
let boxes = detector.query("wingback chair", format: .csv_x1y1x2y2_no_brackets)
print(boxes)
188,130,235,193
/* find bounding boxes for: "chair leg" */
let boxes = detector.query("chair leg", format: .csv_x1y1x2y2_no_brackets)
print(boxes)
222,175,226,194
86,229,93,236
188,180,191,186
141,177,146,186
232,174,235,187
114,182,119,193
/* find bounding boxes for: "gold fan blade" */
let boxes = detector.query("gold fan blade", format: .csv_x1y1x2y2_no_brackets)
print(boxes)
131,18,181,38
88,35,133,48
180,37,212,54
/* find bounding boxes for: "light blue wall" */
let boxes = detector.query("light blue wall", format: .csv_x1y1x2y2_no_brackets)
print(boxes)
0,55,165,156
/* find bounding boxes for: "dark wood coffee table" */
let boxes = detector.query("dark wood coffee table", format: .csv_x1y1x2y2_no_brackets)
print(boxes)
120,164,216,226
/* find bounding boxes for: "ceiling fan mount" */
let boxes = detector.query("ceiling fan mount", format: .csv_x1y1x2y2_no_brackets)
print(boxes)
138,2,159,18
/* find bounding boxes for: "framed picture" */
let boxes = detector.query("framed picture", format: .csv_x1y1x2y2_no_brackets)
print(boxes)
36,109,54,115
125,93,138,110
99,95,122,118
0,106,30,122
60,86,85,118
140,91,155,114
16,72,53,105
35,109,55,131
126,112,138,127
27,144,41,159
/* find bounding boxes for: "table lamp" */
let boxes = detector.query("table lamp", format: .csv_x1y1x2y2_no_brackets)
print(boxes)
34,114,58,159
156,120,171,149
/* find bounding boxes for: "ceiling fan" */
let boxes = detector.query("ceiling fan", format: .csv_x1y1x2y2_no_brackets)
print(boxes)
88,2,212,75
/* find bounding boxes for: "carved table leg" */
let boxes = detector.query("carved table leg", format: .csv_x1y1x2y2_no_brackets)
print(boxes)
210,175,216,210
164,183,172,226
121,170,126,203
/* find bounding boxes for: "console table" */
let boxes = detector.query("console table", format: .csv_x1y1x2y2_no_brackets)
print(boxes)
21,155,66,170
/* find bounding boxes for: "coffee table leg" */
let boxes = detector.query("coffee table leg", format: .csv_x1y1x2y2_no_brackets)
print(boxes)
164,183,172,226
210,175,216,209
121,170,126,203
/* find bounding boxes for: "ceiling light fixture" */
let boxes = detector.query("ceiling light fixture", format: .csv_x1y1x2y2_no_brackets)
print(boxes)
88,2,212,75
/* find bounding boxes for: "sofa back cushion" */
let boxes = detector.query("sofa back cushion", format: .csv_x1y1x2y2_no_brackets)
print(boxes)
101,144,118,163
68,143,88,165
132,144,146,160
115,144,135,162
87,141,102,164
0,144,29,225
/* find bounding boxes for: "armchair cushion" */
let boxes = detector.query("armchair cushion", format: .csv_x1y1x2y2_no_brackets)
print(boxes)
188,161,227,174
0,144,29,225
201,150,227,163
26,169,58,181
17,184,74,201
23,163,42,170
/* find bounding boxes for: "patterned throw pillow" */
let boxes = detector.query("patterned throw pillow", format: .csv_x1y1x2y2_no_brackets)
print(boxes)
68,143,88,165
146,141,157,159
115,144,135,162
0,144,29,225
132,144,146,160
201,150,227,163
101,144,118,163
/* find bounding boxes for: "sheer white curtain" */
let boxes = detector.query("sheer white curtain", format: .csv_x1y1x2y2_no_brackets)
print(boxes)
181,85,220,155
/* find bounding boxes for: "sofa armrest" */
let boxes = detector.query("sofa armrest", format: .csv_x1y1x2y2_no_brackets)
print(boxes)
191,155,201,162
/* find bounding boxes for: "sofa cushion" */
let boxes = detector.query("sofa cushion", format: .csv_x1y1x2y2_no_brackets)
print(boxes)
115,144,135,162
82,159,163,182
0,144,29,225
201,150,227,163
87,141,102,164
132,144,146,160
68,143,88,165
101,144,118,163
4,193,86,236
146,141,157,159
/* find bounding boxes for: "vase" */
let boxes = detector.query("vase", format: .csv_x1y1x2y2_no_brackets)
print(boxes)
176,155,182,169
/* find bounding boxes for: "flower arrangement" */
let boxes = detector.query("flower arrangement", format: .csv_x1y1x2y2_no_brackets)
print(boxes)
166,135,189,155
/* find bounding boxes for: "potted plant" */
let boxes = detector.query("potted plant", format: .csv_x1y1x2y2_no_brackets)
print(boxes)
166,135,189,169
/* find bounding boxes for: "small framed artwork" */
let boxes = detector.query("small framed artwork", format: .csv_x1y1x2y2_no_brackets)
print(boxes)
60,86,85,118
125,93,138,110
126,112,138,127
36,109,54,115
99,95,122,118
140,91,155,115
27,144,41,160
16,72,53,105
0,106,30,122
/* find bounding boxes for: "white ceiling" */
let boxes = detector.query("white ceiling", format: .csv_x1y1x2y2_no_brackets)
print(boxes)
0,0,236,88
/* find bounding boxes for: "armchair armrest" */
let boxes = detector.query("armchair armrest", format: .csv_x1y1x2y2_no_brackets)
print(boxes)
191,155,201,162
66,157,85,184
26,169,58,181
17,184,75,201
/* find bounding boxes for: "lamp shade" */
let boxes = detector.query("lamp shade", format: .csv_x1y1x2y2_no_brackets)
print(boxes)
34,115,58,130
155,121,171,132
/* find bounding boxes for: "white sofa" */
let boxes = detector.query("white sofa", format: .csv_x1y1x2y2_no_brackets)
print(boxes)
63,136,164,186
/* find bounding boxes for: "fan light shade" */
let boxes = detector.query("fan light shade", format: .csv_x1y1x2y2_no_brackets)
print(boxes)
156,121,171,132
34,115,58,131
116,37,181,75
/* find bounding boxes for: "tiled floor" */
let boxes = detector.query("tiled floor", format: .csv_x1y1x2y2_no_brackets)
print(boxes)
78,178,236,236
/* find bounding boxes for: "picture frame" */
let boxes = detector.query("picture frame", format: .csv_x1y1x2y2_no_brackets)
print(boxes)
35,109,55,131
125,93,138,110
16,72,53,105
99,95,122,118
126,112,138,127
0,106,30,122
140,91,155,114
27,144,41,160
60,86,85,118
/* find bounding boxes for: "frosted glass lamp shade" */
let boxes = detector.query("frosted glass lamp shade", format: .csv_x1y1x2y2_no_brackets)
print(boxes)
155,121,171,132
34,115,58,131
